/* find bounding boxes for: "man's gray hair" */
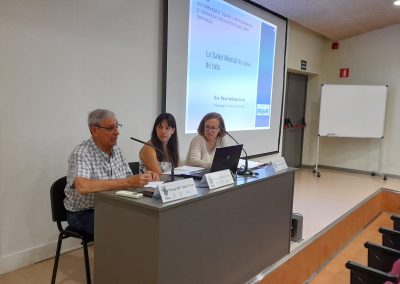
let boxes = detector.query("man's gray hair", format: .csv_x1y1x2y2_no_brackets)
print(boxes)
88,109,116,127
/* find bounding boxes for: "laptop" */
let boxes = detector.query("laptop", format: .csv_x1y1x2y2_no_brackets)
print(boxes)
183,144,243,180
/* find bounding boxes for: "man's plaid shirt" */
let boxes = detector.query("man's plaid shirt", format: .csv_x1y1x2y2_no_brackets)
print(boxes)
64,138,132,211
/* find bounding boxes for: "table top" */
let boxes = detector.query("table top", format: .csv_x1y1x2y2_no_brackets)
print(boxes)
96,165,296,212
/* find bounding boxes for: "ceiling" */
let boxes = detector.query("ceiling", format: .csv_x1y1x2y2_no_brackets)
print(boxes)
252,0,400,40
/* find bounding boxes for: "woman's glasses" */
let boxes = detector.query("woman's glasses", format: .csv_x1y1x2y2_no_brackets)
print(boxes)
204,125,220,132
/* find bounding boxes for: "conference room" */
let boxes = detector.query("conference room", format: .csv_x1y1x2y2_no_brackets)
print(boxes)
1,0,400,283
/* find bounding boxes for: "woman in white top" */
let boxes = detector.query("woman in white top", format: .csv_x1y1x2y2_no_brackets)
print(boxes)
139,113,180,176
186,112,228,169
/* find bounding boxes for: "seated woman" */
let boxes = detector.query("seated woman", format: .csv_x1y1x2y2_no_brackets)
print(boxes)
186,112,228,169
139,113,179,176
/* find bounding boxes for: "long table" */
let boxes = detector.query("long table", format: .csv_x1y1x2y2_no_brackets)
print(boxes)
94,166,296,283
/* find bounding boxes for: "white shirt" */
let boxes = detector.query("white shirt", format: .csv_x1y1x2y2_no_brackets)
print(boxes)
185,135,228,169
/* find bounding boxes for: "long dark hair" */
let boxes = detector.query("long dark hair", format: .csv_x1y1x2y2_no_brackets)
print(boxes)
197,112,226,138
151,113,179,167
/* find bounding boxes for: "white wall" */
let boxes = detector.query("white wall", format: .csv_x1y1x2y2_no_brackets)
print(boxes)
0,0,162,274
302,24,400,175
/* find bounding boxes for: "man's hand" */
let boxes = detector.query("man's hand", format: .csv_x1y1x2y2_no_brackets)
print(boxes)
126,174,153,188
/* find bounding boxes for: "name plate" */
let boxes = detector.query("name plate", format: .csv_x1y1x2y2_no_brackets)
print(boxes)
271,157,288,172
156,178,198,203
205,169,235,190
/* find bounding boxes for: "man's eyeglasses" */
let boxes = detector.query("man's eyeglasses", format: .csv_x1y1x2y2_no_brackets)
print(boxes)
204,125,220,132
95,123,122,132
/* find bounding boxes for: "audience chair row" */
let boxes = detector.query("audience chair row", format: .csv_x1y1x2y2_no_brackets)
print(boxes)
346,214,400,284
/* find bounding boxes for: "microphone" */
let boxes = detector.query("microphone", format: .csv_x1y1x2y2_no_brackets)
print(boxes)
130,137,175,182
220,129,253,176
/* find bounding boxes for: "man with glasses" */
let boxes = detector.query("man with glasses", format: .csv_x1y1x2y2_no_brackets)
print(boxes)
64,109,158,238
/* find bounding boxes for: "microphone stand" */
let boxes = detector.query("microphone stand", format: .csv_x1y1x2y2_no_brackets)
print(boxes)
130,137,175,182
220,129,253,176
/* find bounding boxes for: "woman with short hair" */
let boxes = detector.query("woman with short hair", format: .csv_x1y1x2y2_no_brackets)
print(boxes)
186,112,229,169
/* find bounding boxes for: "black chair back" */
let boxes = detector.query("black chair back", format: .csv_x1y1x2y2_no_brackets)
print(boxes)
50,176,92,284
380,227,400,251
50,176,67,223
365,241,400,272
391,214,400,231
346,261,397,284
128,162,140,174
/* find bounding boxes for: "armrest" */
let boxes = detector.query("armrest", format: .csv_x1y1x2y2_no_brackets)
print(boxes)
345,261,397,284
365,241,400,272
391,214,400,231
379,227,400,251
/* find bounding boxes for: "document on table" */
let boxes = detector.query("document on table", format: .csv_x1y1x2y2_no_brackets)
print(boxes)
164,166,205,175
145,181,164,188
238,159,266,169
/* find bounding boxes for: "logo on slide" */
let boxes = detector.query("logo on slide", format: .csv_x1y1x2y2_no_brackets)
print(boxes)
256,104,270,116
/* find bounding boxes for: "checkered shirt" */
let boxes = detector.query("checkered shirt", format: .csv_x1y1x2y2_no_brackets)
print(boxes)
64,138,132,211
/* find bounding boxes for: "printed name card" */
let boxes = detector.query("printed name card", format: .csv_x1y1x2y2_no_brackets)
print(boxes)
156,178,198,203
205,169,235,190
271,157,288,172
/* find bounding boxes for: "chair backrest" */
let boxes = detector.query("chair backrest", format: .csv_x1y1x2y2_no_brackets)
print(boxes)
346,261,398,284
128,162,140,174
380,227,400,251
50,176,67,223
365,241,400,272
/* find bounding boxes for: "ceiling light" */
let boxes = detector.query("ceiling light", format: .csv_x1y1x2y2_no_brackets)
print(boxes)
394,0,400,6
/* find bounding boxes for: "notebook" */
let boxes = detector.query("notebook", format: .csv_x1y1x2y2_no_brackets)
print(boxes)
183,144,243,180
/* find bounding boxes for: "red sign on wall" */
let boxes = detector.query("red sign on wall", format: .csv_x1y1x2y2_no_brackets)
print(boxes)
340,68,350,78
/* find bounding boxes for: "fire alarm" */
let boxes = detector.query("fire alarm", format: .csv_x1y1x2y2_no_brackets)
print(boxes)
331,42,339,49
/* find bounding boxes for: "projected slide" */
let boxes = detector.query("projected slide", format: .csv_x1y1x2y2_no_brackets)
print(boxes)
186,0,277,133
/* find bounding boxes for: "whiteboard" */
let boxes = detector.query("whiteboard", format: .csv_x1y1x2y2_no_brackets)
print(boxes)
318,84,387,138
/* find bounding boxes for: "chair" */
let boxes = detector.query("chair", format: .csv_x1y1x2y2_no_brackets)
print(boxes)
50,176,92,284
365,241,400,272
391,214,400,231
346,241,400,284
128,161,140,174
346,261,398,284
380,227,400,251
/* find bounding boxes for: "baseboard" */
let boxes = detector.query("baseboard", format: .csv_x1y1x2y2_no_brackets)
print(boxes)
0,238,81,275
301,164,400,179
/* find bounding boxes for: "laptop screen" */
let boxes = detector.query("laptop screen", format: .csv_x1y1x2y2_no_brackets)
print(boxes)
210,144,243,174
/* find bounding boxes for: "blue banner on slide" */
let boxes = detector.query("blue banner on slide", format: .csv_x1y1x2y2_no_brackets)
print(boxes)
255,23,275,128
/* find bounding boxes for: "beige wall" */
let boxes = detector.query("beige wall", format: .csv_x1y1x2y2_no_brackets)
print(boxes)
287,22,326,75
289,22,400,176
285,22,327,167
